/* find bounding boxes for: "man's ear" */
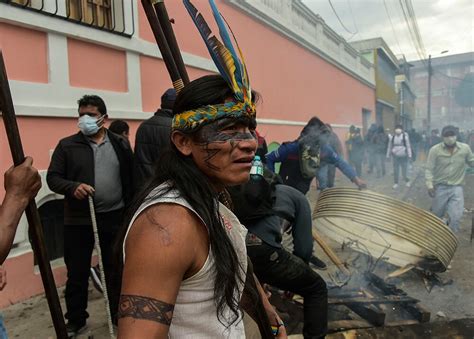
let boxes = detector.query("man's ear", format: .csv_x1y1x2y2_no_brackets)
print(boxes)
171,131,193,156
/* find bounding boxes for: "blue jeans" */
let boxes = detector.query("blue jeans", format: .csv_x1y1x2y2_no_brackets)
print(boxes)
0,313,8,339
316,164,329,190
431,185,464,233
393,156,409,184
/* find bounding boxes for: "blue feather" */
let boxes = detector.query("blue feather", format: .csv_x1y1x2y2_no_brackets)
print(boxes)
183,0,232,85
208,0,243,85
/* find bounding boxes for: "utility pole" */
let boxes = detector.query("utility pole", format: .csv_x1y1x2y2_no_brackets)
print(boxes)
427,54,432,132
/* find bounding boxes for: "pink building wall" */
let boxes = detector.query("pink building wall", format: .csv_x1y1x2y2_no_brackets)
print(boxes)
0,22,48,83
139,55,212,112
0,0,374,306
138,1,375,142
68,38,128,92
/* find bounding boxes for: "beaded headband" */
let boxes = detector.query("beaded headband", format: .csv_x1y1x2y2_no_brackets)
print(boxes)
172,0,255,132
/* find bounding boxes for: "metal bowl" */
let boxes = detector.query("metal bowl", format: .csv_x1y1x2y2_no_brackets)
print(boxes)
313,188,458,272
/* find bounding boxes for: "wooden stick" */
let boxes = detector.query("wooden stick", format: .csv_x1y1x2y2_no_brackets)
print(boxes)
153,0,190,85
142,0,185,92
0,51,67,338
312,229,351,276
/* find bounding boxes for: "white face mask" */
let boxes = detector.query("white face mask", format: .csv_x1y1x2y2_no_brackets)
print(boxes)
394,128,402,135
78,114,104,136
443,136,457,146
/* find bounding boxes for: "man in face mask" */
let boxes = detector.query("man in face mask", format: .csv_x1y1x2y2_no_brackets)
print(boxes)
46,95,133,336
426,125,474,233
387,124,412,189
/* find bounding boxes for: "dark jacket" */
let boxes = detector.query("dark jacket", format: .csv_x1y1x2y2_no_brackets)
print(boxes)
373,131,389,154
228,168,283,224
47,130,133,225
266,141,357,194
228,169,283,248
134,109,173,191
350,133,365,161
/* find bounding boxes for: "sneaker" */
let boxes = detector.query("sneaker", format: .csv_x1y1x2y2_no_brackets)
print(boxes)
392,184,399,189
66,321,87,338
309,255,327,270
406,181,411,188
90,265,103,294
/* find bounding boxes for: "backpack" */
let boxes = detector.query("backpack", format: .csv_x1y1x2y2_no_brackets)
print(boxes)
391,133,408,156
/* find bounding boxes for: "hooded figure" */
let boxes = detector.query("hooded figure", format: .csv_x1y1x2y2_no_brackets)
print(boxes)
266,117,366,194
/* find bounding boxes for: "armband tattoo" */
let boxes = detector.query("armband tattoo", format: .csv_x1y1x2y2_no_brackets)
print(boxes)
118,294,174,326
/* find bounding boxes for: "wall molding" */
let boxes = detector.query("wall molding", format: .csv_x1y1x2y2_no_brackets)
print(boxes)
0,3,217,73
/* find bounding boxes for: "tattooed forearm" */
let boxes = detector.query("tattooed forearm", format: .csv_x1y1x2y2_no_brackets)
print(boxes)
118,294,175,326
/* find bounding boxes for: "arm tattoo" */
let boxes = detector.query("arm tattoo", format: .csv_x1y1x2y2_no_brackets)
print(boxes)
118,294,175,326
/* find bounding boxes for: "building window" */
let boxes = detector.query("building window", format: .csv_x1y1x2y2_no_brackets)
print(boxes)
6,0,134,36
67,0,112,29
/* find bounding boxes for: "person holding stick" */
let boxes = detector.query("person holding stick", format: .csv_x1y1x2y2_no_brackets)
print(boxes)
47,95,133,337
118,0,285,337
0,157,41,264
0,158,41,339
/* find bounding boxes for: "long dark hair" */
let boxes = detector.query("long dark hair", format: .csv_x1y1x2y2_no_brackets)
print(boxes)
119,75,248,326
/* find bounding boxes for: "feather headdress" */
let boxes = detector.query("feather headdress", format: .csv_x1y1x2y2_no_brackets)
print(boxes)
172,0,255,132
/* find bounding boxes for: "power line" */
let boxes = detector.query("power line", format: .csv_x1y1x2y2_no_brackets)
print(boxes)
383,0,403,56
328,0,357,35
346,0,359,36
398,0,427,65
405,0,426,59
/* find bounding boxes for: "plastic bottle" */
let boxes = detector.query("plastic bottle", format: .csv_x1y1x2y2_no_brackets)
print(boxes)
250,155,264,180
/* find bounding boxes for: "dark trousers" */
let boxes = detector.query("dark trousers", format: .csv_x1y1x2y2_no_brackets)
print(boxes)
352,160,362,177
375,153,386,177
368,148,376,173
248,243,328,338
393,156,409,184
64,209,123,324
273,184,313,262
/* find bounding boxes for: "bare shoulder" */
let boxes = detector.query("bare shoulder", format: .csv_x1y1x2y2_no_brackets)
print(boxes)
119,203,207,337
126,203,204,251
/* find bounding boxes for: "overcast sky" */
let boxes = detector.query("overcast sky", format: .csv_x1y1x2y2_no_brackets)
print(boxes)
302,0,473,61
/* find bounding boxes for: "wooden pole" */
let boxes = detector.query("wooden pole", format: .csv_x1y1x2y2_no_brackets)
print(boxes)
152,0,190,85
0,51,68,339
141,0,185,92
312,229,351,276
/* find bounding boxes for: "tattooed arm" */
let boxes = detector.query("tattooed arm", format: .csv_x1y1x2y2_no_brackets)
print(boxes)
118,204,210,339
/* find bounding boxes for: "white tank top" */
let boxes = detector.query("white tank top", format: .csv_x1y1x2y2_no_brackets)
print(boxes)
123,183,248,338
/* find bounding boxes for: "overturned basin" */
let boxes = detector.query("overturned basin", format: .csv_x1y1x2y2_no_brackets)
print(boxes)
313,188,458,272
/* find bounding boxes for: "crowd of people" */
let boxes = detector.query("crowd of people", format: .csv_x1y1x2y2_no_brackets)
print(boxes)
1,91,473,339
343,123,473,190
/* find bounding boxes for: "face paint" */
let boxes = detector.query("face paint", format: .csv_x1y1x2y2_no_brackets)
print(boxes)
195,118,257,145
192,118,257,172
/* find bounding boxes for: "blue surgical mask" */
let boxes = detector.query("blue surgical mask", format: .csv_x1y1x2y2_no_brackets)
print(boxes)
78,114,104,136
